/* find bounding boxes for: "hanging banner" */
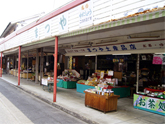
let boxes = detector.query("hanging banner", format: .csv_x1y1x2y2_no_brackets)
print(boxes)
134,94,165,115
79,0,93,27
153,54,165,65
59,12,68,33
69,56,72,69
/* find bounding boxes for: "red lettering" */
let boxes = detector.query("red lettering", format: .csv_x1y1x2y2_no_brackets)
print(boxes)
143,44,147,47
148,44,152,47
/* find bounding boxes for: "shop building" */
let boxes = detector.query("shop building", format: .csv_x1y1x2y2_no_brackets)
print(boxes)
0,0,165,115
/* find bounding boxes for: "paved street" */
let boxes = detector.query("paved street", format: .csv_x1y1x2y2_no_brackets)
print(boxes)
0,79,87,124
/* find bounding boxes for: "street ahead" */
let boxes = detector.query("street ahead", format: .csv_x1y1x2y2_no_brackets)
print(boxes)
0,78,87,124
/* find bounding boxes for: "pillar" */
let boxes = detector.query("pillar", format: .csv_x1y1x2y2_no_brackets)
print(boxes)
69,56,72,69
53,36,58,102
35,49,39,83
18,46,21,85
40,48,44,85
95,55,97,72
0,52,2,77
27,51,29,80
136,54,140,93
15,54,17,69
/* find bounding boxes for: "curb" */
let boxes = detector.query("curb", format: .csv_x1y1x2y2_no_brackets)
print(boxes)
2,79,98,124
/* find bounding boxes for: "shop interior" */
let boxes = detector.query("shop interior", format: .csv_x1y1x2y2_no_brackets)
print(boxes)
4,49,165,98
73,54,163,92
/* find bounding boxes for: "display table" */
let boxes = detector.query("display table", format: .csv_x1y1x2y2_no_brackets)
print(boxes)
84,91,120,113
112,86,130,98
134,94,165,116
76,83,95,94
42,78,59,92
63,81,77,89
57,79,64,88
9,70,14,75
77,83,130,98
42,81,54,92
57,79,77,89
21,72,33,79
13,70,17,77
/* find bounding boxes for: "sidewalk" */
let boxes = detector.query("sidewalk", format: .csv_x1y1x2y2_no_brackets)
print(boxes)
1,74,165,124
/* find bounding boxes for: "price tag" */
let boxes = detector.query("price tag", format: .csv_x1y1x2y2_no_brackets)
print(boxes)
108,71,113,76
42,78,48,86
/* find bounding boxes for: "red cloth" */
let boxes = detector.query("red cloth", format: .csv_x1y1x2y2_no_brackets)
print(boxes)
145,88,164,92
103,85,114,89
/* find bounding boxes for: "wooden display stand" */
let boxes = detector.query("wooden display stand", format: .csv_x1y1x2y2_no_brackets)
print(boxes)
10,70,14,75
84,91,120,113
21,73,32,79
13,70,17,76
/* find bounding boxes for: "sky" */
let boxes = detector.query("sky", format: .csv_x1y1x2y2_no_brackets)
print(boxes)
0,0,72,36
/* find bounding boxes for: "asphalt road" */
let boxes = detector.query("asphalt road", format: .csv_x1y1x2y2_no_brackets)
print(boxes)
0,78,87,124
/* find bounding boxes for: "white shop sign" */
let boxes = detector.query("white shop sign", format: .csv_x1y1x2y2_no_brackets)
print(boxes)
79,0,93,27
65,40,165,53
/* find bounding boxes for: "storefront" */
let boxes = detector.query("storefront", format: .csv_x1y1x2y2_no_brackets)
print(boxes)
64,41,165,114
0,0,164,114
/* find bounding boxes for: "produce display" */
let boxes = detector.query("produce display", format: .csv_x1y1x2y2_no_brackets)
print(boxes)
137,87,165,99
47,76,54,82
58,69,80,81
77,77,117,87
85,88,114,97
80,76,119,96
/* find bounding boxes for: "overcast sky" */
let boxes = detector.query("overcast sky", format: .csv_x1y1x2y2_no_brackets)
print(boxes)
0,0,72,36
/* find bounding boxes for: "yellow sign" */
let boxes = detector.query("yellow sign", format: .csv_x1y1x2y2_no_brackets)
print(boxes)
69,56,72,69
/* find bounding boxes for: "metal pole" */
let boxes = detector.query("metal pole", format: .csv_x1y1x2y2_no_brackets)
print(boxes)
53,36,58,102
18,46,21,85
27,51,29,80
136,54,140,93
0,52,2,77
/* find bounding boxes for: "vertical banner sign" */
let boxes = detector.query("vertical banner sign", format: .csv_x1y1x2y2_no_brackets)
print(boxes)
44,20,51,37
69,56,72,69
79,0,93,27
59,12,68,33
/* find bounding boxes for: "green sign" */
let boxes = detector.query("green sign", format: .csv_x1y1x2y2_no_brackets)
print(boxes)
134,94,165,115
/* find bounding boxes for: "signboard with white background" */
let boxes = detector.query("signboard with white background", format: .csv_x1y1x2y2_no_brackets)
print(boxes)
44,20,51,37
65,40,165,53
59,12,68,33
79,0,93,27
0,0,164,52
33,26,39,41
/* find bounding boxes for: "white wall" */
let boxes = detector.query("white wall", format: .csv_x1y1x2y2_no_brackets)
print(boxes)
0,0,164,52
